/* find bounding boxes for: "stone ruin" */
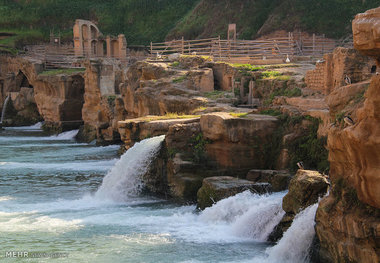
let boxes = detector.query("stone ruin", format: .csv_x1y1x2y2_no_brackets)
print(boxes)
73,19,127,60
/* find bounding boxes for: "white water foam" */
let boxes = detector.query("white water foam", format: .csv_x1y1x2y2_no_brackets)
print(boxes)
0,159,117,171
265,203,318,263
0,211,82,233
50,129,79,140
95,135,165,202
6,122,43,130
200,191,285,241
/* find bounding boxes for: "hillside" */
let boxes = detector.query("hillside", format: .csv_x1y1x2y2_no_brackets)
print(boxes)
0,0,379,49
168,0,380,40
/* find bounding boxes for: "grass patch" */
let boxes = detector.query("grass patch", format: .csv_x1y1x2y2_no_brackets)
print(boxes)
231,63,264,72
128,113,200,123
203,90,233,100
172,75,187,83
260,109,282,116
191,106,208,113
230,112,249,118
170,61,180,67
39,68,85,76
261,70,282,79
0,29,45,49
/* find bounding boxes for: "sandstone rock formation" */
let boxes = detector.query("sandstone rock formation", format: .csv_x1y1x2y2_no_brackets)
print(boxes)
79,60,127,143
314,9,380,263
268,169,329,242
246,169,292,192
305,47,375,95
0,56,85,130
200,112,279,174
282,170,329,214
197,176,271,210
120,61,210,117
353,7,380,65
118,117,200,149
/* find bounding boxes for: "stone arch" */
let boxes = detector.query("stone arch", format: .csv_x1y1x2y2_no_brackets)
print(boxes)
62,75,85,121
90,25,98,39
91,40,98,56
110,40,119,58
15,71,33,91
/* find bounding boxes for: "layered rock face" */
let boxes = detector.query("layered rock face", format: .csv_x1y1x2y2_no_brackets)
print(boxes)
0,57,85,130
353,7,380,64
79,60,127,143
34,73,84,130
269,169,329,242
120,61,210,117
305,47,375,95
315,7,380,263
200,112,279,174
197,176,270,210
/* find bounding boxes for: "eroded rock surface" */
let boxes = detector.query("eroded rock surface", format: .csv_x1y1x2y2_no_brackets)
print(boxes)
197,176,271,210
314,10,380,262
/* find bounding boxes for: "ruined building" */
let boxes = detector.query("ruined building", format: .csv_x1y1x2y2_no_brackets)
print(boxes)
73,19,127,59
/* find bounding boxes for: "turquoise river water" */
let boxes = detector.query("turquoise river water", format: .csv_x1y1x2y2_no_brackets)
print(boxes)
0,124,318,263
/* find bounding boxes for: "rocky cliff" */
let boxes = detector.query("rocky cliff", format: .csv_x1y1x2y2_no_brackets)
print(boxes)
0,56,85,130
315,7,380,263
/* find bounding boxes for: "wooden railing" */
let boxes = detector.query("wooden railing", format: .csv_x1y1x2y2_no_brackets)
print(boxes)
149,33,347,62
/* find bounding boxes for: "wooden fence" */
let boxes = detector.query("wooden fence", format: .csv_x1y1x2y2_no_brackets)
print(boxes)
149,33,346,62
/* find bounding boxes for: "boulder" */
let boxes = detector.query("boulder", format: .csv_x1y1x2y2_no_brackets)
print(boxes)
118,117,200,149
268,169,329,242
197,176,271,210
121,61,208,117
352,7,380,64
313,11,380,262
199,112,278,173
282,169,329,214
246,169,292,192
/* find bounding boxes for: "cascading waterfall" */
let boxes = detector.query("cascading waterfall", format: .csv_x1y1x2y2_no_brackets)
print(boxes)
264,203,319,263
95,135,165,202
0,95,10,124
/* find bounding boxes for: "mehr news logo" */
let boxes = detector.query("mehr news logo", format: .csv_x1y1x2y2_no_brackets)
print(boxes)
5,251,69,258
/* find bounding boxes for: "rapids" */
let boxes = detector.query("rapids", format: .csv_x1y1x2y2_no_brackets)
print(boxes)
0,124,318,262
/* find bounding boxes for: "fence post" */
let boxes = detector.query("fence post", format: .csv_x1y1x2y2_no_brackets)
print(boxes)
312,33,315,55
218,35,222,59
322,34,325,55
150,42,153,57
181,37,184,55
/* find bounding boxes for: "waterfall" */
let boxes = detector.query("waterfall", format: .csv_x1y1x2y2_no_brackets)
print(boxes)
0,95,10,124
264,203,319,263
95,135,165,202
199,191,286,241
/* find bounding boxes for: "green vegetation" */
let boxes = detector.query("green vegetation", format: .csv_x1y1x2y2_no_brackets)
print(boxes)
203,90,233,100
0,0,199,45
172,75,187,83
258,110,329,173
127,113,200,123
0,0,377,50
170,61,180,67
264,83,302,105
230,112,249,118
190,133,210,164
39,68,85,76
260,109,282,116
287,117,329,173
232,63,263,72
169,0,380,40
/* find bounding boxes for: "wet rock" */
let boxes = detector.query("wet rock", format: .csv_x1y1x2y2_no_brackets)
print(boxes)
268,169,329,242
246,169,292,192
197,176,271,210
282,169,329,214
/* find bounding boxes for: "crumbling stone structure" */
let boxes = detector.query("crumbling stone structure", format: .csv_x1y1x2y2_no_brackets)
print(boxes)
73,19,127,60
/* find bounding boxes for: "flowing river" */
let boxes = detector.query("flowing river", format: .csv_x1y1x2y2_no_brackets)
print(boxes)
0,124,317,262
